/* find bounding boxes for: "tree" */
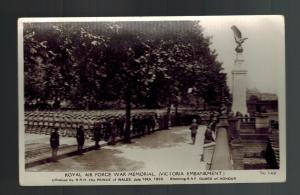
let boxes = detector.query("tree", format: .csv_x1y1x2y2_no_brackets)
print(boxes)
23,23,110,109
23,21,229,140
131,21,229,110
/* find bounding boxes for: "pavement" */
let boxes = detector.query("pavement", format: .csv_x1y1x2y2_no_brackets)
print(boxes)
26,125,207,172
25,134,101,168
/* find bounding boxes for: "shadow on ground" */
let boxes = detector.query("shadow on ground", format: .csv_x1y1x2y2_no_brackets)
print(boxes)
122,129,189,149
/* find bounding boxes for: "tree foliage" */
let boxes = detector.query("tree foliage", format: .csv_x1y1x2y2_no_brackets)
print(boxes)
23,21,229,110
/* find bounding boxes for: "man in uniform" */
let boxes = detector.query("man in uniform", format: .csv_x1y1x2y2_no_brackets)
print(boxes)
140,115,146,136
93,122,102,149
50,128,60,162
103,119,111,142
132,115,138,136
145,115,151,135
110,120,117,145
116,116,125,138
149,115,156,133
189,119,198,145
76,125,85,154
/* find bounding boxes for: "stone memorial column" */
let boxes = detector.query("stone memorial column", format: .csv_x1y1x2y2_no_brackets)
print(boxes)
232,53,248,115
231,25,249,115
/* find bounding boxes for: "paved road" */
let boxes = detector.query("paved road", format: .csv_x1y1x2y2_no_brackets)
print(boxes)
27,126,206,172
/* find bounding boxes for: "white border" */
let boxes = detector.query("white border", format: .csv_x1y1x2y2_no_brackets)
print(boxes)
18,16,286,186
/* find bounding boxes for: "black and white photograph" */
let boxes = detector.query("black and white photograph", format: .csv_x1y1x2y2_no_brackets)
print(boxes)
18,16,286,185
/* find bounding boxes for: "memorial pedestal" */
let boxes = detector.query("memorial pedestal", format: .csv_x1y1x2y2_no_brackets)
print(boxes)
232,53,248,115
255,113,270,132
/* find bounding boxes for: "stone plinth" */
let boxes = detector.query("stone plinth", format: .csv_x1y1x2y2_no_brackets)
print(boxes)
255,113,270,131
228,118,239,140
216,115,229,129
231,53,248,115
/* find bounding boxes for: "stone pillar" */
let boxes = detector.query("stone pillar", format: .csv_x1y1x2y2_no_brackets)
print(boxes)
232,53,248,115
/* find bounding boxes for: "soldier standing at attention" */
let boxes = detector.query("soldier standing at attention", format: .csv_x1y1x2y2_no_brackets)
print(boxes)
140,115,146,136
116,116,125,138
103,119,111,142
132,115,138,136
93,123,102,150
50,128,60,162
150,115,156,133
189,119,198,145
110,120,117,145
145,115,151,135
76,125,85,154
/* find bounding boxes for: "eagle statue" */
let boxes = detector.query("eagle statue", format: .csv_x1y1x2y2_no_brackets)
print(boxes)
231,25,248,53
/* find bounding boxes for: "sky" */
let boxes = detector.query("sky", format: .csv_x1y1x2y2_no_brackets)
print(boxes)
199,16,285,95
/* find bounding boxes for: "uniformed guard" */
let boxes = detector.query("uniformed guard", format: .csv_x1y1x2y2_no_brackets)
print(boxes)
93,122,102,149
76,125,85,154
132,115,138,136
110,120,117,145
116,116,125,138
103,119,111,142
189,119,198,145
50,127,60,162
145,115,151,135
140,115,146,136
149,115,156,133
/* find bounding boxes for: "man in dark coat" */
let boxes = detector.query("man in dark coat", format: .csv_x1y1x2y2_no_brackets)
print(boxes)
145,115,151,135
93,123,102,150
103,119,111,142
189,119,198,145
140,116,146,136
76,126,85,154
132,116,138,136
149,115,156,134
50,128,60,162
115,117,125,138
110,120,117,145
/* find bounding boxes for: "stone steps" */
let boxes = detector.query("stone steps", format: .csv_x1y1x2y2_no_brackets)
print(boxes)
269,131,280,166
243,156,269,169
240,133,269,140
240,123,255,130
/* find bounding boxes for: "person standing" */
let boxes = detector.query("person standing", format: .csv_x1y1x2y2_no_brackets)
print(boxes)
76,125,85,154
110,120,117,145
189,119,198,145
131,116,138,136
93,123,102,150
50,128,59,162
116,116,125,138
149,115,156,134
103,119,111,142
140,115,146,136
